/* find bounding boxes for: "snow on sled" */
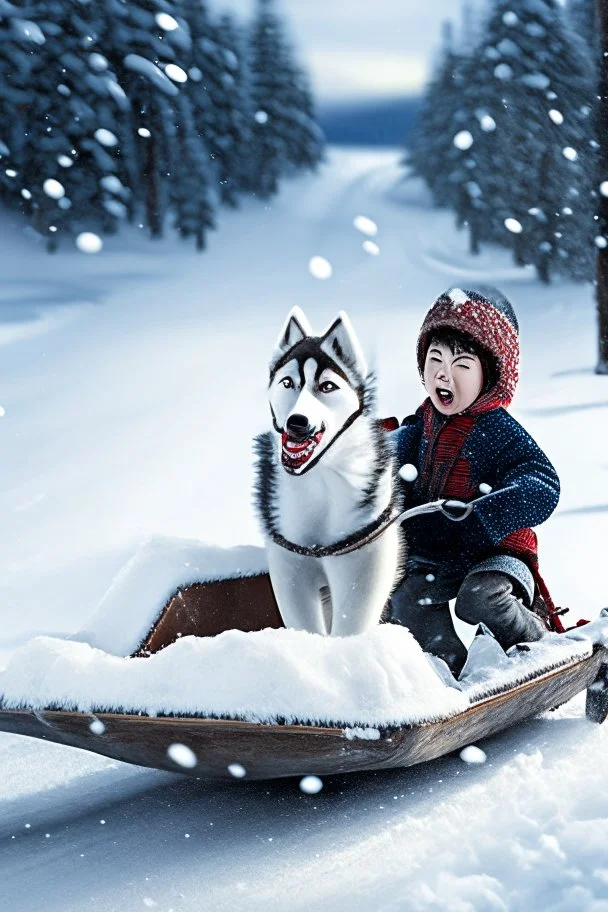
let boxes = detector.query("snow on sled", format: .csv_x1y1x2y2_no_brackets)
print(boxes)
0,538,607,782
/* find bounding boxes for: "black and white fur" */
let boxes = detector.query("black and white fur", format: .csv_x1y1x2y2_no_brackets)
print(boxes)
254,307,405,636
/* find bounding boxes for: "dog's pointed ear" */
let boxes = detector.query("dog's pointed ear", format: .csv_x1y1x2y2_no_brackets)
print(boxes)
320,311,368,378
270,307,312,369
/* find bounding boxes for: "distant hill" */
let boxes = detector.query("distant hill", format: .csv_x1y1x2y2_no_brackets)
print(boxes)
318,96,422,147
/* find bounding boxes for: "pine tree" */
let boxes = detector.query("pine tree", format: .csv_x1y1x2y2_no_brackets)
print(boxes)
0,0,320,250
171,93,215,249
246,0,292,198
568,0,599,55
214,13,255,200
181,1,251,208
100,0,190,238
407,22,469,206
280,57,324,173
0,1,131,250
446,0,596,281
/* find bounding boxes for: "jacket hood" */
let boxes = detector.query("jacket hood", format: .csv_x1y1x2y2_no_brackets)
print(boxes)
417,286,519,412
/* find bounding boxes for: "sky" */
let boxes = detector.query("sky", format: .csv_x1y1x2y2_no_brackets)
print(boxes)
217,0,475,105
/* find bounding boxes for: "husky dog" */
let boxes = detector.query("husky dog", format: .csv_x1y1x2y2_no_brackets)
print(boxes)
254,307,405,636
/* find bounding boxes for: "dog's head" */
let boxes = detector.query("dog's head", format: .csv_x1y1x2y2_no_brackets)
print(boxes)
268,307,369,475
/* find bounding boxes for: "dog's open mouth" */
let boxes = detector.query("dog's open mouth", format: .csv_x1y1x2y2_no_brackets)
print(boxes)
281,426,325,471
436,387,454,407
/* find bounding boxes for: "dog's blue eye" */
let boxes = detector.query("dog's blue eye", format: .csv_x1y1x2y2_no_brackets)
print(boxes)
280,377,294,389
319,381,338,393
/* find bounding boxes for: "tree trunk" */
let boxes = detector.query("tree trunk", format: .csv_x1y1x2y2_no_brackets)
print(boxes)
596,0,608,373
536,149,553,285
145,134,163,239
469,209,480,255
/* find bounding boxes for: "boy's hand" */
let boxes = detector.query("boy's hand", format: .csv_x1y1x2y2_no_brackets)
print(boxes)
441,500,474,522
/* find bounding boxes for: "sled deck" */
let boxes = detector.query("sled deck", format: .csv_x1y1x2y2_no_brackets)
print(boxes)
0,573,606,780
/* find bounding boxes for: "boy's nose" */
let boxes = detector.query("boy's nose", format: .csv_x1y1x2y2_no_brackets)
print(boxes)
437,366,450,382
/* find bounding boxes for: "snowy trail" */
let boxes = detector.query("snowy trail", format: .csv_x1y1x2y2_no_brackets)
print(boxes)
0,147,606,909
1,703,603,912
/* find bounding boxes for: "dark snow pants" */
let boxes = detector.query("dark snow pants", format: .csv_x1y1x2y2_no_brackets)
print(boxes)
390,569,545,677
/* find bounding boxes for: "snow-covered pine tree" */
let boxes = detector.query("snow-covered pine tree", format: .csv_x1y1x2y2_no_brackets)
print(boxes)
0,11,39,217
0,1,131,250
99,0,191,239
407,21,469,207
567,0,599,56
279,55,324,173
179,0,250,208
246,0,293,198
214,13,255,202
447,0,596,281
171,92,215,249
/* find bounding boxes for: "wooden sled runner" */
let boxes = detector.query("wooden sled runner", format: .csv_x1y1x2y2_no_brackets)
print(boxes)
0,573,607,780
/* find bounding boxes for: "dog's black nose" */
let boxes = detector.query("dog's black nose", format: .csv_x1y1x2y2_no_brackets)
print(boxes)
286,413,311,440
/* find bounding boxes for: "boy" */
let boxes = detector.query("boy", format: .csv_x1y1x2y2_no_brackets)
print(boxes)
390,286,560,676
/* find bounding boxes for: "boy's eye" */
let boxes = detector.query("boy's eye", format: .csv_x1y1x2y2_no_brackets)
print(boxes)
319,380,338,393
429,357,442,363
280,376,295,389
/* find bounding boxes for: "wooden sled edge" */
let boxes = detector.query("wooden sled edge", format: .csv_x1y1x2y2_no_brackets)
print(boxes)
0,646,604,780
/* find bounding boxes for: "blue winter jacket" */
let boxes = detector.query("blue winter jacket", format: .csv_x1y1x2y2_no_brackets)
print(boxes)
393,405,560,575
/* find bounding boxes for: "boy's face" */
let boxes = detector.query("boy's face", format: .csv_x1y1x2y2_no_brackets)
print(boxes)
423,342,484,415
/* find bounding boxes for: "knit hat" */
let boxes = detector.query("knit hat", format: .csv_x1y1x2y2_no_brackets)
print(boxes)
417,286,520,411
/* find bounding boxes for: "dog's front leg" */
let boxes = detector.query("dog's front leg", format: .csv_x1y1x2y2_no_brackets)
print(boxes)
266,543,329,634
323,528,401,636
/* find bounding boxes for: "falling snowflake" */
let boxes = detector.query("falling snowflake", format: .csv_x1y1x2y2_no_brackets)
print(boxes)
353,215,378,237
94,128,118,147
460,745,487,764
43,179,65,199
504,218,523,234
453,130,474,151
399,464,418,483
165,64,188,84
308,256,333,280
155,12,179,30
75,232,103,254
167,743,197,768
300,776,323,794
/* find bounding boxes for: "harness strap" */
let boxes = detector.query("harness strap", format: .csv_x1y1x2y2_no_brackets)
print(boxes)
269,504,395,559
269,499,451,559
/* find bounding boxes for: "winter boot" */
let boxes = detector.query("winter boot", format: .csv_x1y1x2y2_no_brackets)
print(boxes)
454,571,545,652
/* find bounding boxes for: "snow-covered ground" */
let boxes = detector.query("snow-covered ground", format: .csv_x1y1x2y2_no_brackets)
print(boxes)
0,147,607,911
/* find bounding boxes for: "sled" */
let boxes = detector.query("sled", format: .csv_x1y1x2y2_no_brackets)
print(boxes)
0,572,607,780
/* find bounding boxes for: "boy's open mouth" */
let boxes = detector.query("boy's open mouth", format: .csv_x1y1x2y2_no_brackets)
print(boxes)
436,387,454,406
281,426,325,471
